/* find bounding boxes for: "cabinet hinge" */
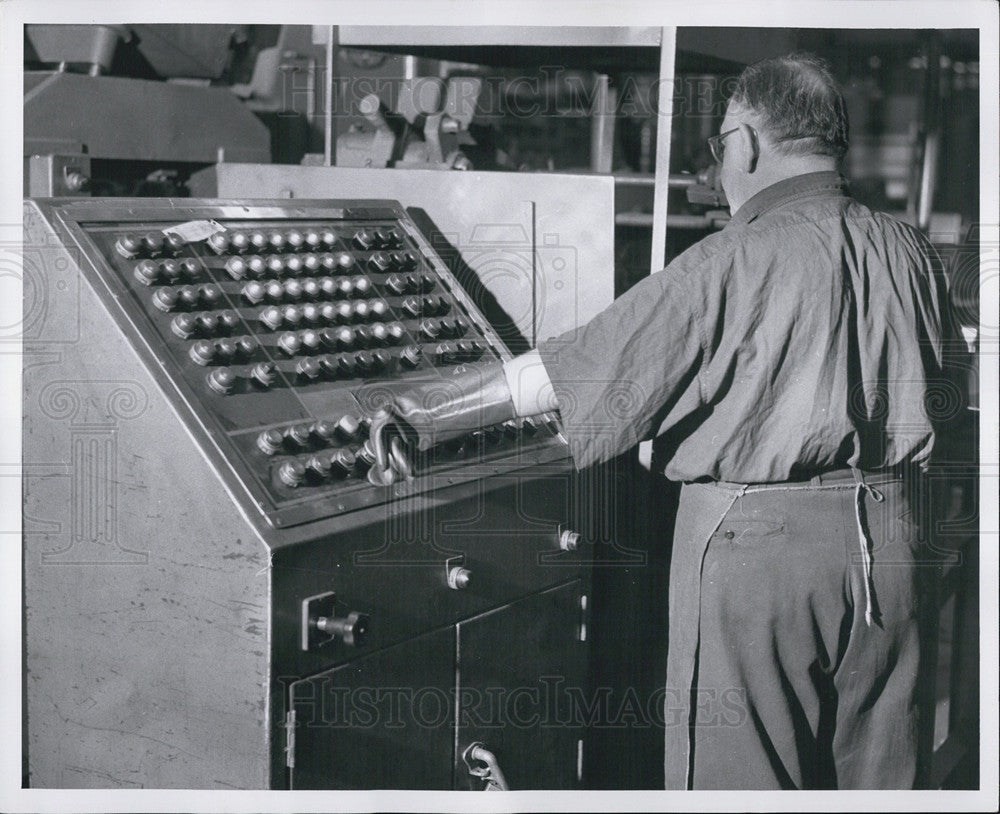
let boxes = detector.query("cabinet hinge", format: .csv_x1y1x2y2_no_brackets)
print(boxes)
284,710,296,769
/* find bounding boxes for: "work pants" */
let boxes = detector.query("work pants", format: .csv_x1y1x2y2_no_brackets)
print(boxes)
663,471,931,789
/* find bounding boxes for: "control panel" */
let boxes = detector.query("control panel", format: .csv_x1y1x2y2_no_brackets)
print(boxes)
45,199,565,528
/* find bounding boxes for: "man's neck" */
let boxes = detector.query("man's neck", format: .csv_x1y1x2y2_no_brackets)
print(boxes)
743,157,840,202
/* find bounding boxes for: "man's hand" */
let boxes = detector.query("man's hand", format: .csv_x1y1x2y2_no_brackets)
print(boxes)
361,361,518,485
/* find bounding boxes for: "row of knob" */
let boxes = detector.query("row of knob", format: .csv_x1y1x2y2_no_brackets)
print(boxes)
116,231,188,259
223,250,418,280
244,275,376,304
255,296,453,332
275,446,370,488
133,258,202,286
207,226,402,256
258,415,366,455
202,340,485,394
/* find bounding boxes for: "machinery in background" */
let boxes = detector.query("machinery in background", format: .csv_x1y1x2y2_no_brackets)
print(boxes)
24,24,271,197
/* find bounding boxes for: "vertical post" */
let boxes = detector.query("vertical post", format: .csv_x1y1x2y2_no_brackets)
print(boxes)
590,74,616,174
323,26,338,166
650,27,677,274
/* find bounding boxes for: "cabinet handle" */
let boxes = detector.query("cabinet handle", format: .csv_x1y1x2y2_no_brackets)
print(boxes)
463,742,509,791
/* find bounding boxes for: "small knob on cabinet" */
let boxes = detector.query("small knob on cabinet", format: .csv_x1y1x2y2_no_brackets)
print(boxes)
278,460,306,488
315,611,370,647
207,367,237,395
559,529,581,552
447,566,472,590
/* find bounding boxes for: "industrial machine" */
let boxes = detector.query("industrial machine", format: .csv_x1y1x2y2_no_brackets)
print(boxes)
22,197,591,789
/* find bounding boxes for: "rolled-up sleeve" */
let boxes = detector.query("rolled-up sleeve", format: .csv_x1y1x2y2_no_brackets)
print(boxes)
536,257,711,470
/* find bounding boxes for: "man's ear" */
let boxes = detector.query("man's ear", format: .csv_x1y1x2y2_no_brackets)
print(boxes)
740,123,759,173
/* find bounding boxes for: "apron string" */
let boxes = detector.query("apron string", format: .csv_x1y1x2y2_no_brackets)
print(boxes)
851,467,884,627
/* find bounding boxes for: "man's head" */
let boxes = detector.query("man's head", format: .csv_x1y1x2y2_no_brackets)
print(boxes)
716,53,849,213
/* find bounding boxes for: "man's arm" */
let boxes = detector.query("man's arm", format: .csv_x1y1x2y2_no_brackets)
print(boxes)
503,349,558,417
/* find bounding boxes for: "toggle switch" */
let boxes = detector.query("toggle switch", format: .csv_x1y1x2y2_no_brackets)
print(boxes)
301,590,370,651
250,361,277,388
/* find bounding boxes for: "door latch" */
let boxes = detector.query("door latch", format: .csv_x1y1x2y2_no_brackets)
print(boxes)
463,742,509,791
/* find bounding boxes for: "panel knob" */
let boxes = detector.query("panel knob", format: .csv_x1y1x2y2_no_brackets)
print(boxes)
368,251,392,273
207,232,231,255
283,279,304,301
401,296,422,317
306,454,332,480
300,329,322,353
352,276,373,297
303,230,322,250
330,447,357,475
189,339,216,366
320,228,338,249
141,232,164,256
179,259,201,281
352,229,376,250
152,287,178,312
278,332,302,356
302,279,321,300
302,254,321,274
250,361,277,388
319,253,338,273
312,420,338,444
386,322,407,344
319,277,339,298
285,423,313,448
286,230,305,251
207,367,237,395
236,335,258,357
399,345,422,368
296,357,322,381
177,285,201,310
260,306,284,331
369,299,390,321
352,300,371,323
278,460,306,488
267,232,285,252
374,227,399,247
164,232,186,255
453,316,470,335
420,318,440,340
170,313,198,339
115,233,142,258
218,311,241,335
196,313,219,336
353,326,373,347
319,303,338,324
371,349,392,370
266,255,285,275
285,255,303,275
301,304,321,324
133,259,159,285
249,231,269,253
247,255,267,278
438,317,457,337
216,338,238,361
385,273,408,295
335,415,362,442
242,281,267,304
336,278,354,299
199,285,222,309
282,305,303,326
160,259,181,283
257,428,284,455
229,231,251,254
370,323,389,345
333,326,356,349
353,350,374,372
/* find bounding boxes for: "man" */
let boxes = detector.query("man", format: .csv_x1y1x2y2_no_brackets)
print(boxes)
369,53,956,789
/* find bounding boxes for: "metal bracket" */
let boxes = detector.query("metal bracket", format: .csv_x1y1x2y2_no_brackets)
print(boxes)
300,590,336,651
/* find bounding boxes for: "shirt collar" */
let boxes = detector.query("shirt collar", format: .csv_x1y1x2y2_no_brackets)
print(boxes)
726,171,849,227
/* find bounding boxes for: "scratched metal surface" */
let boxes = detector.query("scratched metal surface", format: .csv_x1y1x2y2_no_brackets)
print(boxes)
23,206,272,788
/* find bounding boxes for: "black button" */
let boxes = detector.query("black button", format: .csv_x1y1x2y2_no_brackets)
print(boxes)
724,530,735,540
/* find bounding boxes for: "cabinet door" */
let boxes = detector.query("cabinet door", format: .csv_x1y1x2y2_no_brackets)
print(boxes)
455,581,587,790
289,627,455,789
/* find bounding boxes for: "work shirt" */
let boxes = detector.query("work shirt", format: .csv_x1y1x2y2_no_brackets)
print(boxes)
537,171,955,483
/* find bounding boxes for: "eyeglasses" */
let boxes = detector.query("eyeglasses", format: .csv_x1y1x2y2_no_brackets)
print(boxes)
707,128,740,164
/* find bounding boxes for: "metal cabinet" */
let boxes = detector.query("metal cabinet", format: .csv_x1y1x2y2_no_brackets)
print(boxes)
288,581,587,790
